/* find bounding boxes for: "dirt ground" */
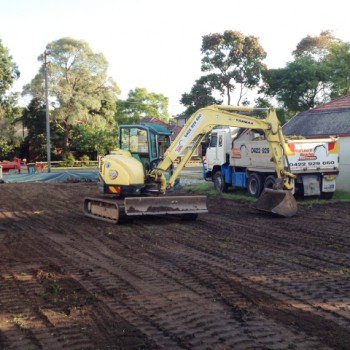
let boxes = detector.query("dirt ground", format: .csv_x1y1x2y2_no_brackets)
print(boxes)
1,182,350,350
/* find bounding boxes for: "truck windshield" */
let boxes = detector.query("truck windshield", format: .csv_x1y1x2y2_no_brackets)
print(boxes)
120,127,149,154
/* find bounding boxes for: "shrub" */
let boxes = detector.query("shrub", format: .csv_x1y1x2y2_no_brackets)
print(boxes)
80,155,90,166
61,152,75,167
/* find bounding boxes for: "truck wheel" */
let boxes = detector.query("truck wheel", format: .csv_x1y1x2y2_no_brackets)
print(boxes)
247,173,263,197
213,171,228,192
264,175,276,189
320,191,334,200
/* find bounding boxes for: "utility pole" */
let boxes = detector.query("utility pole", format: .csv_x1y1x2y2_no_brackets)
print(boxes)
44,50,51,173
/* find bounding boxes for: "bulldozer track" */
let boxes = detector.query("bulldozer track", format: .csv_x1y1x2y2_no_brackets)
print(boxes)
1,182,350,349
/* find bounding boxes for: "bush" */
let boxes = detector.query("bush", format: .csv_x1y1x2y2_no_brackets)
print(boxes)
61,152,75,167
80,155,90,166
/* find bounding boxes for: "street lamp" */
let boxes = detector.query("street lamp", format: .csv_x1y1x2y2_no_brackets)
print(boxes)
44,50,51,173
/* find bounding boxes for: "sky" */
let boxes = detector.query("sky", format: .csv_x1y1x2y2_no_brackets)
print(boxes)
1,0,350,116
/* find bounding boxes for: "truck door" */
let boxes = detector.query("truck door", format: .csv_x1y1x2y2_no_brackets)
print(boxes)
206,130,228,170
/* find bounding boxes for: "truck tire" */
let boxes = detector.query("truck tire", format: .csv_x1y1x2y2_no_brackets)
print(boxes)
320,191,334,200
264,175,276,189
213,171,228,192
247,173,263,197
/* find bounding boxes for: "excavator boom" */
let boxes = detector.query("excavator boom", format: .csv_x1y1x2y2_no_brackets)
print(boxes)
84,105,298,223
151,105,297,217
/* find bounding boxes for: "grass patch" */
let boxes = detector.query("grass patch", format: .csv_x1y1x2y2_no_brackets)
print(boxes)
332,190,350,201
296,190,350,206
182,182,350,204
181,182,256,202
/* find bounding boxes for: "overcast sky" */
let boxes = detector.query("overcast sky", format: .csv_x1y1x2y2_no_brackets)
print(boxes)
1,0,350,116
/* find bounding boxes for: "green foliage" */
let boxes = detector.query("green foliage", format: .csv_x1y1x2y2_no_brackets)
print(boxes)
71,124,118,158
22,37,120,154
261,56,330,113
325,42,350,97
261,32,350,113
0,39,20,96
180,75,223,118
0,136,15,159
293,30,340,60
61,152,75,167
201,30,267,105
22,98,55,161
23,98,46,136
0,39,21,159
115,87,169,125
29,134,48,161
80,154,90,165
252,97,288,124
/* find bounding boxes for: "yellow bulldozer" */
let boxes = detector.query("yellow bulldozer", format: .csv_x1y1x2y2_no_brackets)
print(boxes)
83,105,298,223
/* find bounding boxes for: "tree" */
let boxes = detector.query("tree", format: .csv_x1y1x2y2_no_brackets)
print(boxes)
115,87,169,125
22,98,52,160
325,42,350,97
261,31,350,113
0,39,21,159
292,30,340,61
201,30,267,105
0,39,20,96
261,56,330,113
180,75,223,117
23,37,120,155
71,124,118,158
293,31,350,100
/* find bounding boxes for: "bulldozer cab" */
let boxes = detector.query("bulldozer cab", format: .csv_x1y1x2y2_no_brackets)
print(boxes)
119,123,172,172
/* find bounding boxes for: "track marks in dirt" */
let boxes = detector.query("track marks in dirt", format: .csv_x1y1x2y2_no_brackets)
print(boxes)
0,266,93,349
1,183,350,349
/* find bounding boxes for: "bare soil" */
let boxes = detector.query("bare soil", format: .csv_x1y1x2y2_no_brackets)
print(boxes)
1,182,350,350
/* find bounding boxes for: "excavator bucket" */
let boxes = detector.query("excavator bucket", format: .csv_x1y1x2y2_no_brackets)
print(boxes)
124,195,208,217
251,189,297,217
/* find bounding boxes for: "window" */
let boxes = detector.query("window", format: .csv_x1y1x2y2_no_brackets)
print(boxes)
209,134,217,147
120,127,149,154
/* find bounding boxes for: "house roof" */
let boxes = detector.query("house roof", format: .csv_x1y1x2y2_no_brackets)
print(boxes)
141,117,169,127
311,94,350,111
139,118,182,138
282,94,350,137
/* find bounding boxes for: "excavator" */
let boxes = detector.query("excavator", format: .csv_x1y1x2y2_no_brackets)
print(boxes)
83,105,298,223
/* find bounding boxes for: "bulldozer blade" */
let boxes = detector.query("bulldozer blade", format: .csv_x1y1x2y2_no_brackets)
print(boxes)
124,195,208,216
250,189,297,217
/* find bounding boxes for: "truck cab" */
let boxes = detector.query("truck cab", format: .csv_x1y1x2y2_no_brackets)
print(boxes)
205,127,339,199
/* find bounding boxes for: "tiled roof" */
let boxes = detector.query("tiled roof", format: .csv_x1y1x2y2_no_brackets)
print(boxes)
141,118,169,127
140,118,182,138
309,94,350,111
282,95,350,136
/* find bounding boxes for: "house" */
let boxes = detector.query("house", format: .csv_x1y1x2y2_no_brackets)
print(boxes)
282,94,350,192
140,117,182,142
173,114,188,128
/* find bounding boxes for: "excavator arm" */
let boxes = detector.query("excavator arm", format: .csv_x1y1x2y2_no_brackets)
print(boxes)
151,105,295,192
84,105,298,224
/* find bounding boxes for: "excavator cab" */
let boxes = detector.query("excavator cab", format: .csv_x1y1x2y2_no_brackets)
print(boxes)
119,123,172,174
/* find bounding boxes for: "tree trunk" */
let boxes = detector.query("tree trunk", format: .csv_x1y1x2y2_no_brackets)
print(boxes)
227,86,231,105
62,125,70,155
